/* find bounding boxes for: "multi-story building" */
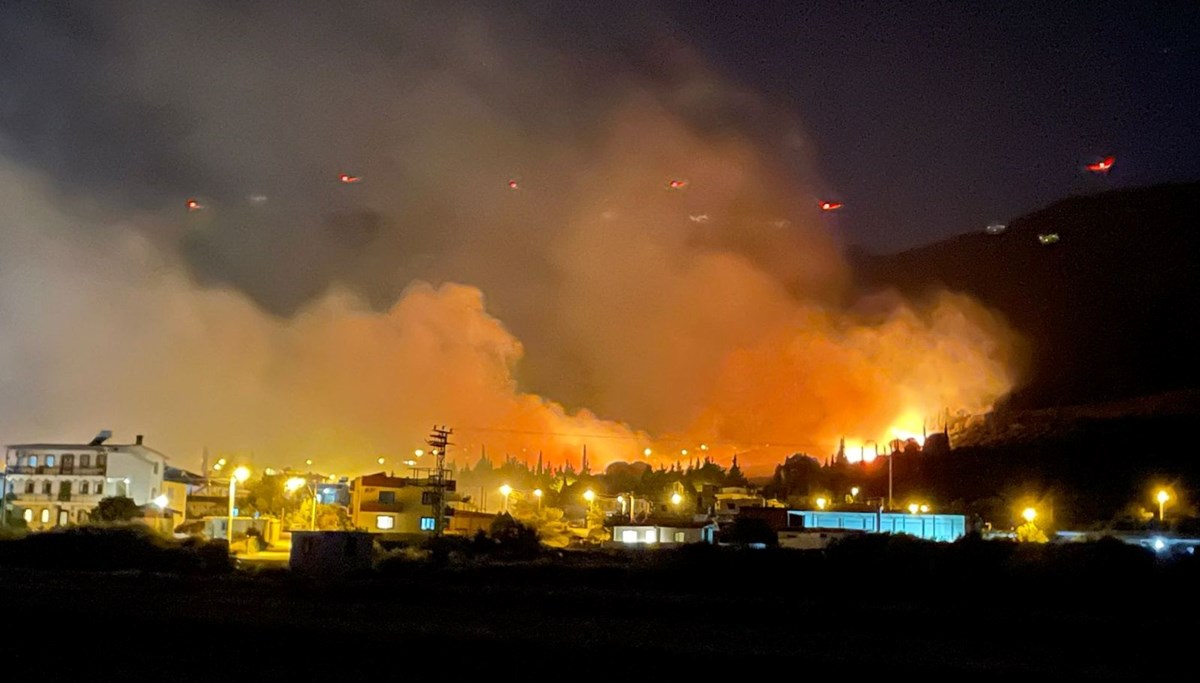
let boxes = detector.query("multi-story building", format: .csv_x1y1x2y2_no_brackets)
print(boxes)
3,431,168,530
349,471,457,539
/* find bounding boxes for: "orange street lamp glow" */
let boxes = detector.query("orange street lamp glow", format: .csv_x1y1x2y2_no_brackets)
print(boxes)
1022,507,1037,523
582,489,595,503
1156,490,1170,521
670,492,683,506
816,497,828,510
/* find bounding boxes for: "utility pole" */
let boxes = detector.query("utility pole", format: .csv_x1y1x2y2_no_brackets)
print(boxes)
425,425,453,536
888,450,894,511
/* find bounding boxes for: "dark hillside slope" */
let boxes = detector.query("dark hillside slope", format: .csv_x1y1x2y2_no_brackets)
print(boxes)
854,182,1200,409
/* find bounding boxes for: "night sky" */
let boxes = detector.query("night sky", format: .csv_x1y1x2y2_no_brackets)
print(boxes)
664,1,1200,250
0,2,1195,466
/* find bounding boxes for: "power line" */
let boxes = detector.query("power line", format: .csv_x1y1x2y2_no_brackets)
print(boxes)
454,425,837,452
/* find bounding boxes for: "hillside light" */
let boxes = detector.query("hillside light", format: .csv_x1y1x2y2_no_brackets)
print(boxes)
850,486,860,498
908,503,919,514
583,489,596,503
816,497,828,510
218,458,227,466
377,457,386,465
403,459,417,467
643,448,652,457
681,449,688,457
1022,507,1037,523
499,484,513,513
1156,490,1170,521
919,504,930,513
305,459,313,466
700,444,708,451
213,463,223,471
414,449,424,457
285,477,306,493
670,492,683,507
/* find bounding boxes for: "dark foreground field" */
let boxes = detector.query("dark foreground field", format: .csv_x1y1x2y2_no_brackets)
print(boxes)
4,542,1196,678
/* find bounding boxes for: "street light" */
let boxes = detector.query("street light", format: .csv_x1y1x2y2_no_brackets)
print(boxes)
681,449,688,457
670,492,683,507
377,457,386,466
1022,507,1037,524
816,497,828,510
919,504,930,513
286,476,319,530
153,494,169,510
499,484,513,513
850,486,860,499
533,488,543,511
304,459,313,466
908,503,920,514
582,489,595,503
227,466,250,546
414,449,424,457
699,444,708,451
1156,490,1170,522
643,448,652,457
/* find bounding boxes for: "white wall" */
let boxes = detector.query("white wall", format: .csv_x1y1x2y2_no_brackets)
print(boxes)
104,446,165,505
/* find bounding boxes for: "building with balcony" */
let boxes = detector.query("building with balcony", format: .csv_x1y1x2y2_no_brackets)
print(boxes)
349,471,457,540
3,431,168,530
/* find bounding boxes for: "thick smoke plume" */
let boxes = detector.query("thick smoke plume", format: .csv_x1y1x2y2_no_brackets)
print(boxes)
0,2,1017,473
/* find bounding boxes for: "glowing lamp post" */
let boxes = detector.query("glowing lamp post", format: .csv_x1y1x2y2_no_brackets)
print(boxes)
1156,490,1170,522
815,497,827,511
499,484,513,514
670,492,683,508
908,503,919,515
1021,507,1037,524
286,476,318,530
227,466,250,545
582,489,596,526
533,488,543,512
643,448,652,457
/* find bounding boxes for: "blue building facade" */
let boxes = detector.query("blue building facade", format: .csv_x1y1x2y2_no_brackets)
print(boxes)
787,510,966,543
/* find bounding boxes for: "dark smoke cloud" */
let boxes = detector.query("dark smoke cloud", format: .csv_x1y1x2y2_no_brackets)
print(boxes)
0,1,1015,472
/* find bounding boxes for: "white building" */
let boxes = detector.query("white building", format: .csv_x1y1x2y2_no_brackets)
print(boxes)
611,519,718,546
3,431,167,530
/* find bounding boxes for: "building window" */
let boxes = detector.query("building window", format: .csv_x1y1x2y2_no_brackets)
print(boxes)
46,455,55,467
154,462,159,474
419,517,436,531
57,509,69,526
375,515,395,530
78,510,89,523
378,491,395,504
40,509,50,524
621,529,638,544
23,509,33,523
80,481,89,494
674,532,685,543
644,529,657,543
28,455,37,467
96,454,106,467
96,481,104,495
25,481,34,494
42,481,52,495
80,454,90,467
421,491,435,505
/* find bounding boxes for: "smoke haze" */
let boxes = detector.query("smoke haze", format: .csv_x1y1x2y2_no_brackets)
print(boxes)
0,2,1017,473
